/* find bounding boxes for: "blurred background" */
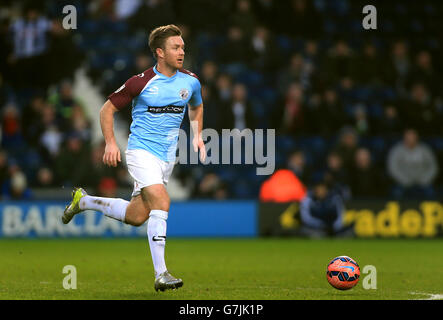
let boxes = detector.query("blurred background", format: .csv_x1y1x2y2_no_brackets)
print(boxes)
0,0,443,238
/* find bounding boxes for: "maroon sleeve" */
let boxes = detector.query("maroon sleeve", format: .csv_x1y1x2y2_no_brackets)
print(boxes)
179,68,199,80
107,68,155,110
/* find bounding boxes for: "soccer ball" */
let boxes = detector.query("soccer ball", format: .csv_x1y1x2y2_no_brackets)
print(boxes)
326,255,360,290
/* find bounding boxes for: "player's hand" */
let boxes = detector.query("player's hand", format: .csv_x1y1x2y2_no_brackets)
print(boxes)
103,142,121,167
193,137,206,163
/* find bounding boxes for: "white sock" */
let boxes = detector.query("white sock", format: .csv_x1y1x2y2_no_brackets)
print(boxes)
147,210,168,277
79,195,128,223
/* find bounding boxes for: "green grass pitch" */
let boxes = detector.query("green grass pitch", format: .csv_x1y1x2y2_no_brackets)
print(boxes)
0,238,442,300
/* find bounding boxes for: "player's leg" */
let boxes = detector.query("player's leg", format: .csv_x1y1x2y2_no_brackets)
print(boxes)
141,184,183,291
62,187,127,224
124,194,151,226
62,187,151,226
142,184,170,276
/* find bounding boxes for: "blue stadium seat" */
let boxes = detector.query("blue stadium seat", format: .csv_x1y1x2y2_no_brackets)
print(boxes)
368,103,383,118
323,19,338,34
276,135,297,153
427,138,443,151
78,20,100,34
250,100,266,119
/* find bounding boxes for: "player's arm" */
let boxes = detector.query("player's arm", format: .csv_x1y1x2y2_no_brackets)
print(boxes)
100,99,121,167
102,74,145,167
188,103,206,162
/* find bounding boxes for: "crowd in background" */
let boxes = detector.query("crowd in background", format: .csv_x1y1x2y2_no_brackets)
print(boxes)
1,0,443,200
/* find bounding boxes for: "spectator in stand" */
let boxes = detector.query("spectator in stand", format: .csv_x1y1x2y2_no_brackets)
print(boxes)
306,88,345,136
376,104,403,136
1,104,25,153
402,82,439,135
229,0,257,37
218,25,254,73
322,39,354,84
34,167,57,188
384,40,410,93
299,178,349,237
286,149,311,185
350,42,382,85
39,105,63,162
220,83,255,130
200,84,219,132
250,25,280,72
46,18,83,85
192,172,228,200
114,0,142,20
350,148,385,198
21,93,47,148
8,3,54,89
48,80,89,132
333,126,358,169
1,164,32,200
277,53,311,96
387,128,439,199
323,151,351,200
87,0,116,19
303,40,319,72
0,17,12,83
200,60,219,97
272,82,306,135
70,102,92,142
252,0,279,33
277,0,321,38
0,151,8,197
350,104,371,136
215,73,233,104
407,50,440,96
336,76,355,106
166,169,193,201
54,132,92,187
174,0,227,33
333,126,359,170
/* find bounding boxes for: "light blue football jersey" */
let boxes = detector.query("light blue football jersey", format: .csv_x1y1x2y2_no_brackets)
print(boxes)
115,65,202,162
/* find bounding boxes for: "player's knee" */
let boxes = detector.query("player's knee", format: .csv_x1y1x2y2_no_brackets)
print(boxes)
131,213,149,226
152,200,169,212
141,188,170,212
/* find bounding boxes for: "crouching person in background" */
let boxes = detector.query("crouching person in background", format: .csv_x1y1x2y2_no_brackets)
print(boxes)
298,178,353,237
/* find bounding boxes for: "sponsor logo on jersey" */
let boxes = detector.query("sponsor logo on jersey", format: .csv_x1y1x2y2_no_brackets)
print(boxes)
147,105,185,114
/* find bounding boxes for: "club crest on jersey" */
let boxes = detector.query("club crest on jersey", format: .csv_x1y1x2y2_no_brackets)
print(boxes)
179,88,189,100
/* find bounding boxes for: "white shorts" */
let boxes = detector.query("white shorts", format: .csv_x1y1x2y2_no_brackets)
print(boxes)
125,149,175,197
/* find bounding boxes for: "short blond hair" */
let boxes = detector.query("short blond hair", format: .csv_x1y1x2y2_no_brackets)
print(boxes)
148,24,182,59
